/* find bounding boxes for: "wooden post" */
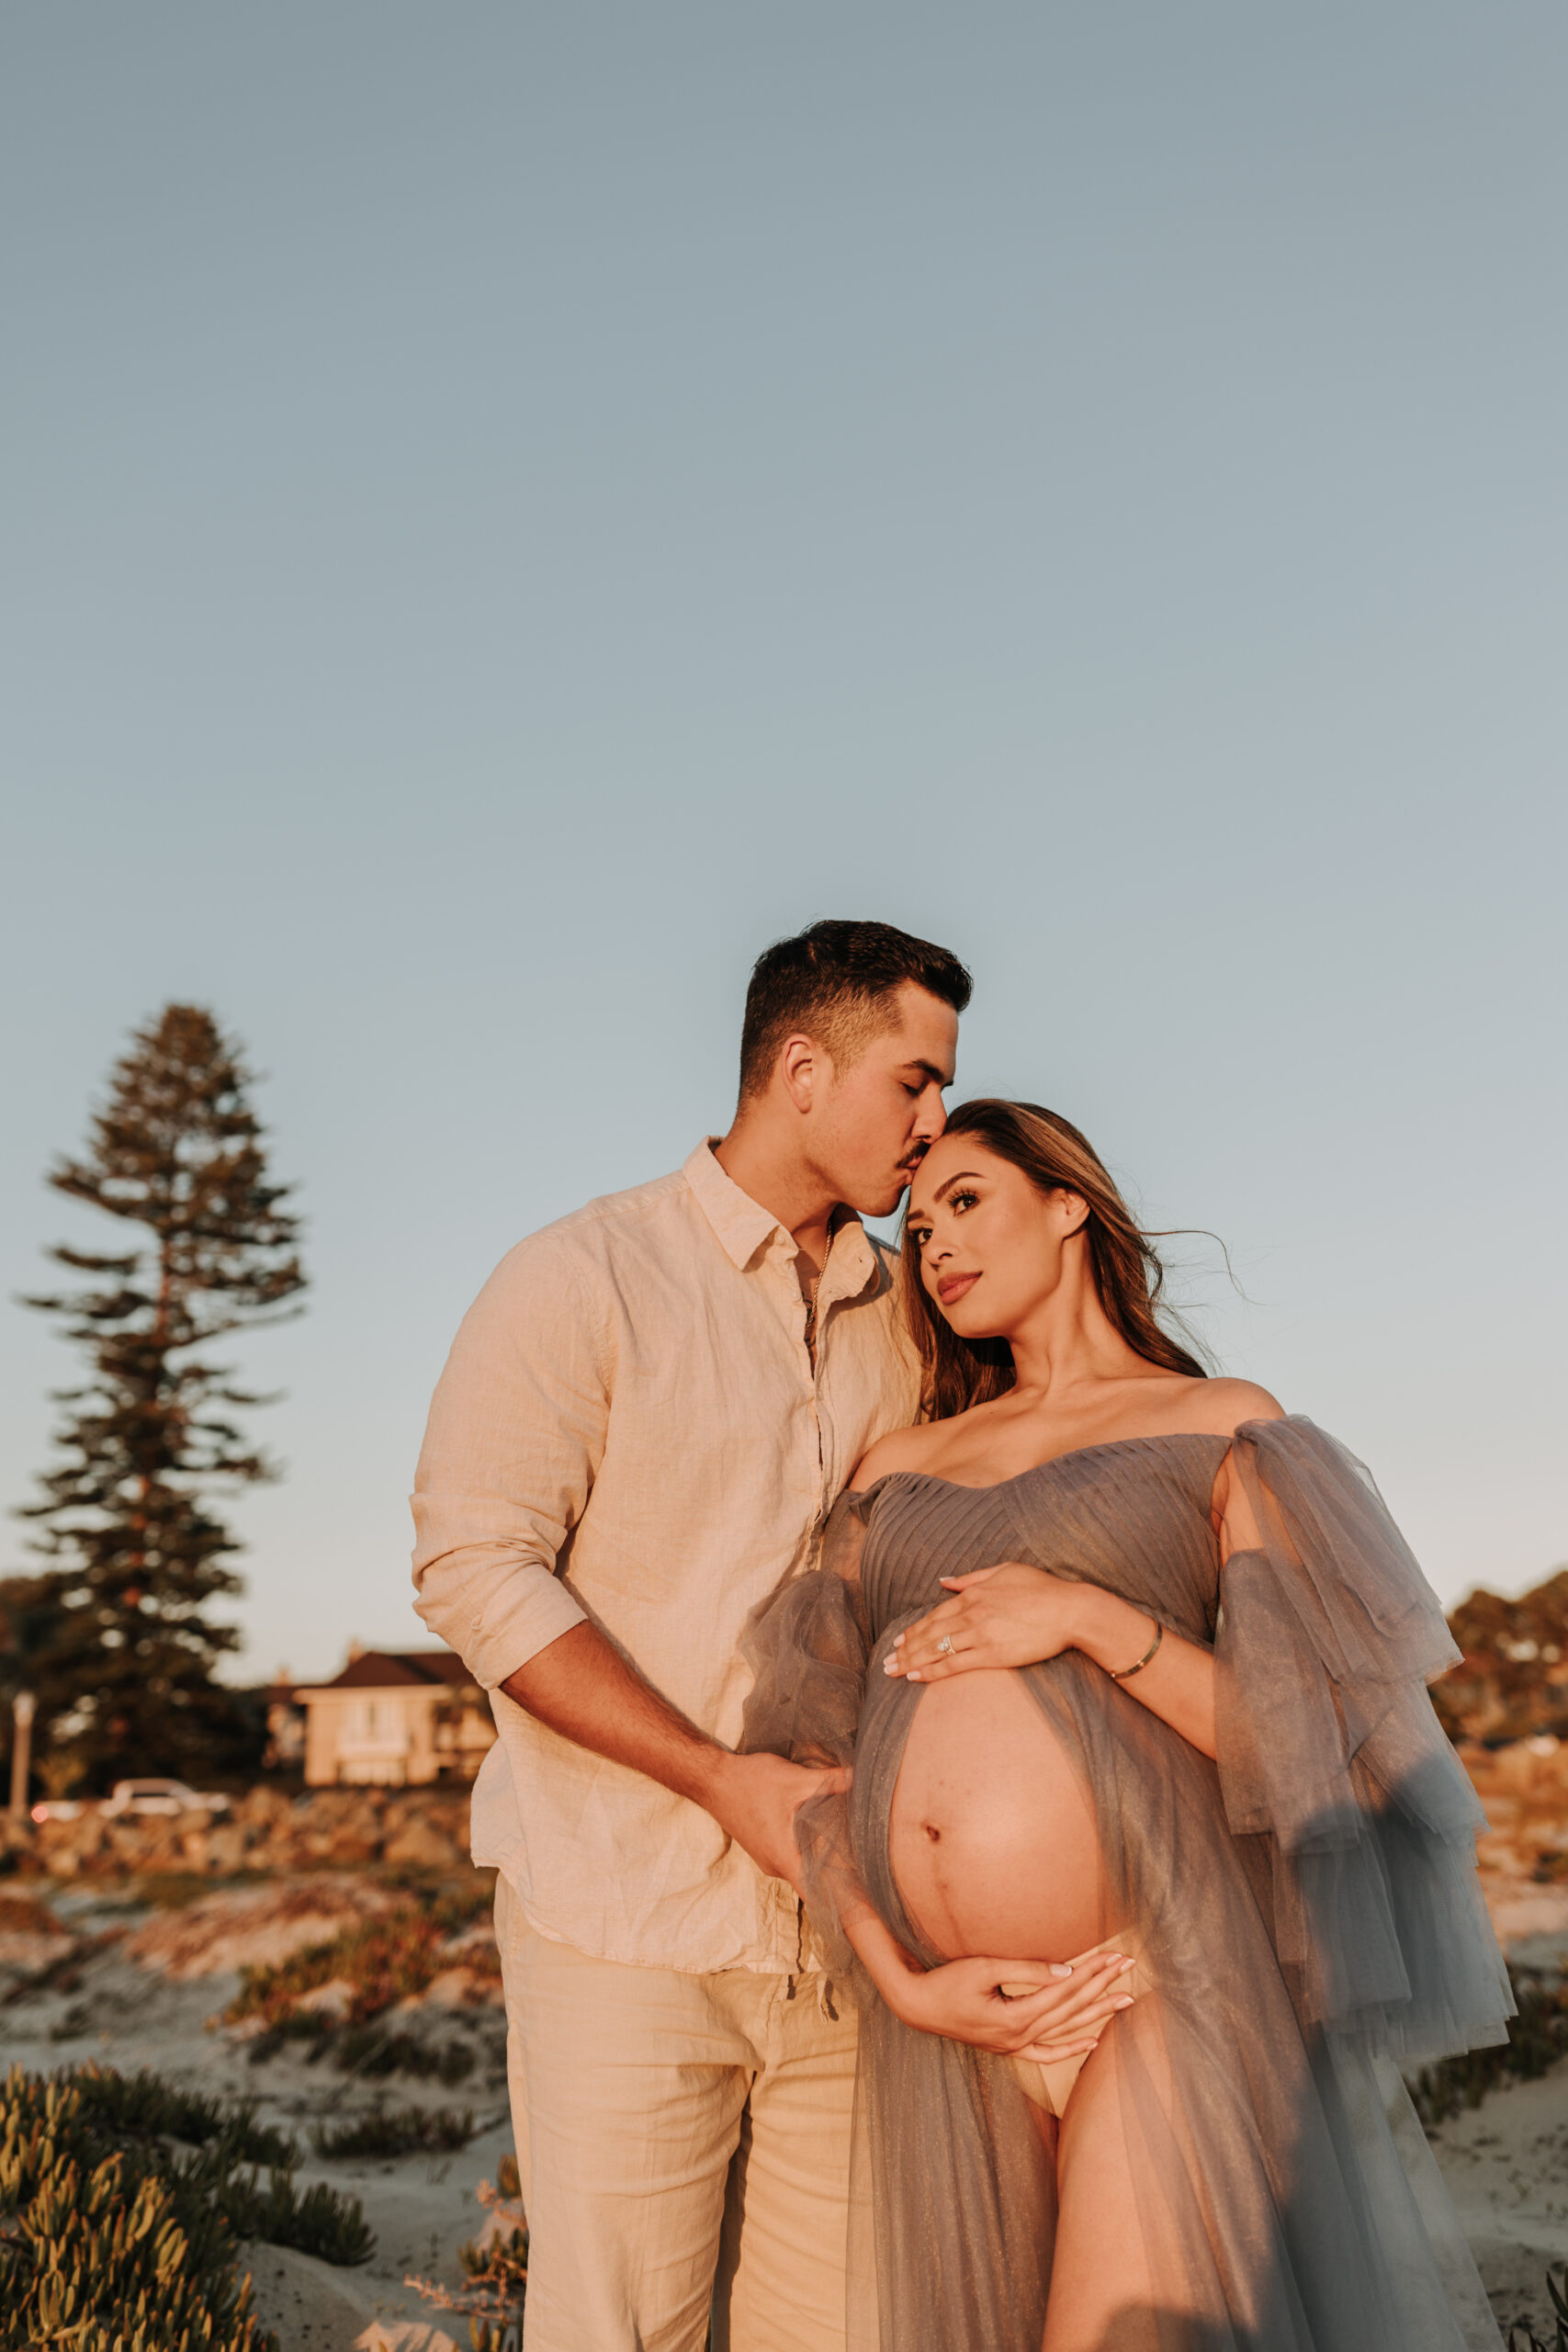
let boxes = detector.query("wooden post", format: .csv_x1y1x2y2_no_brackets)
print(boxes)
8,1690,36,1823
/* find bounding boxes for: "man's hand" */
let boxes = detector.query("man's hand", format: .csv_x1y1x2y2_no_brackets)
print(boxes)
700,1750,852,1892
501,1624,850,1894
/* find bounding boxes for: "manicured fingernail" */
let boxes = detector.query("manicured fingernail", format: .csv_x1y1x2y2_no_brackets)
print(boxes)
1117,1958,1135,1973
906,1670,922,1681
1113,1996,1134,2009
1050,1963,1072,1978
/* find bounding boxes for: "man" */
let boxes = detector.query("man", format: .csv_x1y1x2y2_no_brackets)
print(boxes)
411,918,971,2351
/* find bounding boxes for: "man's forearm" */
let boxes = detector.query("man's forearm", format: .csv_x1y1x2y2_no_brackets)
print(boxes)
497,1621,843,1889
499,1621,725,1808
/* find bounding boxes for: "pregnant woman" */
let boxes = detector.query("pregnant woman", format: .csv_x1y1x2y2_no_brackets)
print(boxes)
741,1099,1510,2352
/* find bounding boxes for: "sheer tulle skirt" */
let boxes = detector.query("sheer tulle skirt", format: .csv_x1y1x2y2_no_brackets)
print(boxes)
845,1645,1495,2348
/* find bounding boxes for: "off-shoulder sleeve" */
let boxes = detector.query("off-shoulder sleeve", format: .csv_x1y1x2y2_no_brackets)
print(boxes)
739,1487,880,1976
1216,1417,1513,2062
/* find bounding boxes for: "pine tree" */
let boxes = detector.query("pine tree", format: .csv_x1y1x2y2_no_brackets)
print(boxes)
16,1006,306,1790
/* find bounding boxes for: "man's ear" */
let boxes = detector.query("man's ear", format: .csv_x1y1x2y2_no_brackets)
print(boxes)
779,1032,824,1115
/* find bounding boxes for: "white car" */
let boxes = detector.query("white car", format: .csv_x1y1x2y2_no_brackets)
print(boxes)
99,1778,231,1818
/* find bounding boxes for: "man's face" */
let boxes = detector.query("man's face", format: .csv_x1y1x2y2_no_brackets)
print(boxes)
810,981,960,1217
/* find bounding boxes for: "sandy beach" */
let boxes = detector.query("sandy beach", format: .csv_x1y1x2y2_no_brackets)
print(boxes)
5,1754,1568,2347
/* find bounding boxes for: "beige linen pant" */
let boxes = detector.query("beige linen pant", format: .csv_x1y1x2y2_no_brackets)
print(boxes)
495,1877,859,2352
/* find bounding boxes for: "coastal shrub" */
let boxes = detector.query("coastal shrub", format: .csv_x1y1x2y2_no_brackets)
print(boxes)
311,2101,476,2158
1507,2266,1568,2350
226,1904,446,2029
336,2022,477,2084
1,2065,265,2352
405,2152,527,2348
1412,1965,1568,2126
427,1883,494,1936
242,2009,478,2083
0,1928,115,2007
225,1887,498,2086
0,1890,66,1939
243,2009,335,2064
63,2063,298,2166
0,2060,377,2352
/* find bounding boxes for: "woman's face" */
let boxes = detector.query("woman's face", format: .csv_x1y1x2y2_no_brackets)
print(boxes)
905,1133,1085,1341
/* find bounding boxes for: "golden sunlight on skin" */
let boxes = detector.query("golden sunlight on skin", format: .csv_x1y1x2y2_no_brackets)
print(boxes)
862,1133,1283,1765
888,1667,1104,1966
714,978,960,1262
1043,1997,1192,2352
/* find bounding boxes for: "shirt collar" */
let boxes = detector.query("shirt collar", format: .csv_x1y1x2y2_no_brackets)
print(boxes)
682,1138,780,1269
682,1138,882,1298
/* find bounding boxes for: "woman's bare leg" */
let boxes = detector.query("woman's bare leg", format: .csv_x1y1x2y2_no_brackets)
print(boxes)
1043,1996,1193,2352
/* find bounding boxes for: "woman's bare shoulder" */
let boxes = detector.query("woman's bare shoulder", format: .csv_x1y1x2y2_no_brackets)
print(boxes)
1184,1376,1286,1435
851,1419,951,1488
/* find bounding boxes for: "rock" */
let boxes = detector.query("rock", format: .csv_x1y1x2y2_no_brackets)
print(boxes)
23,1781,474,1881
203,1824,249,1873
237,1785,292,1826
383,1817,463,1871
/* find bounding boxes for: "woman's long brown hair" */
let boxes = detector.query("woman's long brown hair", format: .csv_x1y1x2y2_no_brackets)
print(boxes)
902,1099,1211,1421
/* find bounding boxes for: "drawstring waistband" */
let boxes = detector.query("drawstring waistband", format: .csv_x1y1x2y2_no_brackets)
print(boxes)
783,1899,839,2018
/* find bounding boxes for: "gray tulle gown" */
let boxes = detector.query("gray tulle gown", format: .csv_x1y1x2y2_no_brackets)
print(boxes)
739,1419,1512,2351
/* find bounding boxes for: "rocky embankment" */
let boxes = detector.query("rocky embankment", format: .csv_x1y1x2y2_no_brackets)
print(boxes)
1464,1736,1568,1958
1,1784,472,1882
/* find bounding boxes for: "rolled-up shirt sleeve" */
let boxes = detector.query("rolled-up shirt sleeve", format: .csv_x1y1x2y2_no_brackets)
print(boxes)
411,1234,603,1688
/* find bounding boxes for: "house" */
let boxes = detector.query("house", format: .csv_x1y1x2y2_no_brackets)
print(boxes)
286,1645,497,1788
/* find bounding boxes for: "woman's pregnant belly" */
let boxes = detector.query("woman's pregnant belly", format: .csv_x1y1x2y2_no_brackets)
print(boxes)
887,1667,1105,1964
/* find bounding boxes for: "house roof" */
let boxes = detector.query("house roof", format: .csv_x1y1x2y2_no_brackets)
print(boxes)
316,1649,475,1693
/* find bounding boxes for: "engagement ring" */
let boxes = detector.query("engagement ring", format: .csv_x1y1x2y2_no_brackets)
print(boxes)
937,1634,954,1656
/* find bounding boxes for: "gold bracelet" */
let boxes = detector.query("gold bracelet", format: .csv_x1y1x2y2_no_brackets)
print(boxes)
1108,1618,1163,1682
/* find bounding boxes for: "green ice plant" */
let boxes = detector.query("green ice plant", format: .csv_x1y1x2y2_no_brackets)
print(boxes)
0,2063,375,2352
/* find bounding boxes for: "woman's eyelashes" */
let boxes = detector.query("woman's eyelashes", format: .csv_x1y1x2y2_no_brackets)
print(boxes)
909,1191,981,1256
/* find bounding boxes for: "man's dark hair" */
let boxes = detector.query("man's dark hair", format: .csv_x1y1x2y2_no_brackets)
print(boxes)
738,919,972,1103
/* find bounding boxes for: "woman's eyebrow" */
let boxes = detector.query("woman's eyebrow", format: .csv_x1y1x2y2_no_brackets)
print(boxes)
931,1170,986,1204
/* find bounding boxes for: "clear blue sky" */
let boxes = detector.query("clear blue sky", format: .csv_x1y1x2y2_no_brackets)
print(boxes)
3,5,1563,1683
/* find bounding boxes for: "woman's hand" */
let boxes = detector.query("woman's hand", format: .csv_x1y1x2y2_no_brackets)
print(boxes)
886,1944,1135,2060
886,1562,1089,1681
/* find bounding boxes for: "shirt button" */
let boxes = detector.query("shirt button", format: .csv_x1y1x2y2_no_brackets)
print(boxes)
470,1616,482,1630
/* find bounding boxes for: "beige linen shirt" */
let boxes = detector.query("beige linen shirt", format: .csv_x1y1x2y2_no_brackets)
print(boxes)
411,1139,921,1974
